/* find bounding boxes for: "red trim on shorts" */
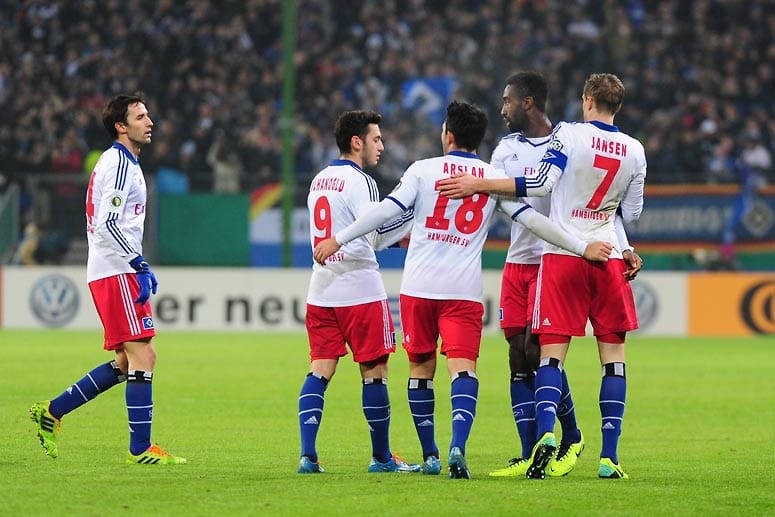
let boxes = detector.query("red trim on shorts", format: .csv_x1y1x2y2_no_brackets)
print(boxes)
596,332,626,344
539,333,570,345
503,327,526,340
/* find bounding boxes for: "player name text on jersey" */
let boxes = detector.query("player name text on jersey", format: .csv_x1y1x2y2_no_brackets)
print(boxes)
591,136,627,157
310,177,346,192
442,162,485,177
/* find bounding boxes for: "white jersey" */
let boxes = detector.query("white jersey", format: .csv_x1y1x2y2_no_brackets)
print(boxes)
387,151,528,302
491,132,552,264
86,143,147,282
520,121,647,259
307,159,412,307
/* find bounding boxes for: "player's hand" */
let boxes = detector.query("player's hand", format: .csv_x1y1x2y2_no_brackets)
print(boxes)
582,241,613,262
622,249,643,281
436,173,479,199
313,238,342,265
129,255,158,305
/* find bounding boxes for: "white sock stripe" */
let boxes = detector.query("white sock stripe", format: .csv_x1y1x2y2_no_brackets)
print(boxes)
126,404,154,409
86,373,101,392
298,408,323,416
71,383,88,402
367,415,391,423
515,417,535,424
513,401,533,409
128,420,152,424
411,412,434,417
452,409,475,419
363,404,390,410
602,416,623,422
409,398,435,403
536,401,558,409
557,403,575,416
451,394,478,402
299,393,325,401
536,385,562,395
599,399,626,405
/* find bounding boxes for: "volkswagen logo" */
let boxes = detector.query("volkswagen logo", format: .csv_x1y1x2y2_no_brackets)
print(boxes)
29,274,80,327
631,280,658,330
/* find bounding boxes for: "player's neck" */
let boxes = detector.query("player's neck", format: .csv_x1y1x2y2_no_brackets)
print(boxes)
524,113,553,138
584,108,615,126
116,137,141,159
339,153,363,169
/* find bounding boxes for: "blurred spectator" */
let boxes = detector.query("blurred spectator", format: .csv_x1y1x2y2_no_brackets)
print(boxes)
0,0,774,198
206,130,243,193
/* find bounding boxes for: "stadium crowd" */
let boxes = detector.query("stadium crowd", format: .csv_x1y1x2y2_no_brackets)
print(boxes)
0,0,773,197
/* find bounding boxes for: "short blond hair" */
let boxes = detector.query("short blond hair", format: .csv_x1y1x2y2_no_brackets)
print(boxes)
583,73,624,115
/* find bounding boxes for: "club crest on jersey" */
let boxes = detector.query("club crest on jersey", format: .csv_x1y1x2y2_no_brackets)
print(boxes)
549,139,564,151
111,196,123,207
142,317,155,329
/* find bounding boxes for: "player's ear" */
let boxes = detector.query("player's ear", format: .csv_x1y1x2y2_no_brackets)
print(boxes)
350,134,362,152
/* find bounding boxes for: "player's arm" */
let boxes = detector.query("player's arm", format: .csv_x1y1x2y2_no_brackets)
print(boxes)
313,197,406,264
615,211,642,280
436,173,517,199
501,199,612,262
370,208,415,250
619,157,646,224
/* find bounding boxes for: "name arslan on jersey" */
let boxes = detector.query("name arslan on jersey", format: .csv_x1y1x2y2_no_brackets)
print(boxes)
442,162,484,177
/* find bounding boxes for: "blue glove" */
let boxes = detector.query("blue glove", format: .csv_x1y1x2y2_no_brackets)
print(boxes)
129,255,158,305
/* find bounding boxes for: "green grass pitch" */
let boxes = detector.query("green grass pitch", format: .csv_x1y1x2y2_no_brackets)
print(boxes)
2,330,773,516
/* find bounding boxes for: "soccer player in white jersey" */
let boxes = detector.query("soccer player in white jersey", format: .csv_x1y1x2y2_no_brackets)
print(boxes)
299,110,417,475
486,72,588,479
440,74,646,479
313,101,613,479
30,94,185,465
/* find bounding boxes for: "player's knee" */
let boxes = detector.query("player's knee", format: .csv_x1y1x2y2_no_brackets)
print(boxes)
597,332,626,344
407,351,435,364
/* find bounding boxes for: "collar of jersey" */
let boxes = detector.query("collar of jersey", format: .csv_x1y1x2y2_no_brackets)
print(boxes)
448,150,477,159
516,132,552,146
112,142,139,165
588,120,619,132
330,158,363,172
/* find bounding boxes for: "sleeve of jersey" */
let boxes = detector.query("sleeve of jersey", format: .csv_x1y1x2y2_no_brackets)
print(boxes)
92,154,140,261
514,128,566,197
335,199,405,246
371,208,415,250
505,200,587,256
619,147,646,224
614,212,633,252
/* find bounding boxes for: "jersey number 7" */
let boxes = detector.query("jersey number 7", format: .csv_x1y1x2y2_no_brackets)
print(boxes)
586,154,621,210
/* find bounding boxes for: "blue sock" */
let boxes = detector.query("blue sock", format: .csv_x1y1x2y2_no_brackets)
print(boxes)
450,371,478,455
557,369,582,443
126,370,153,455
408,378,438,459
363,378,391,463
534,359,563,438
298,373,328,462
49,361,126,419
600,362,626,463
510,373,536,458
